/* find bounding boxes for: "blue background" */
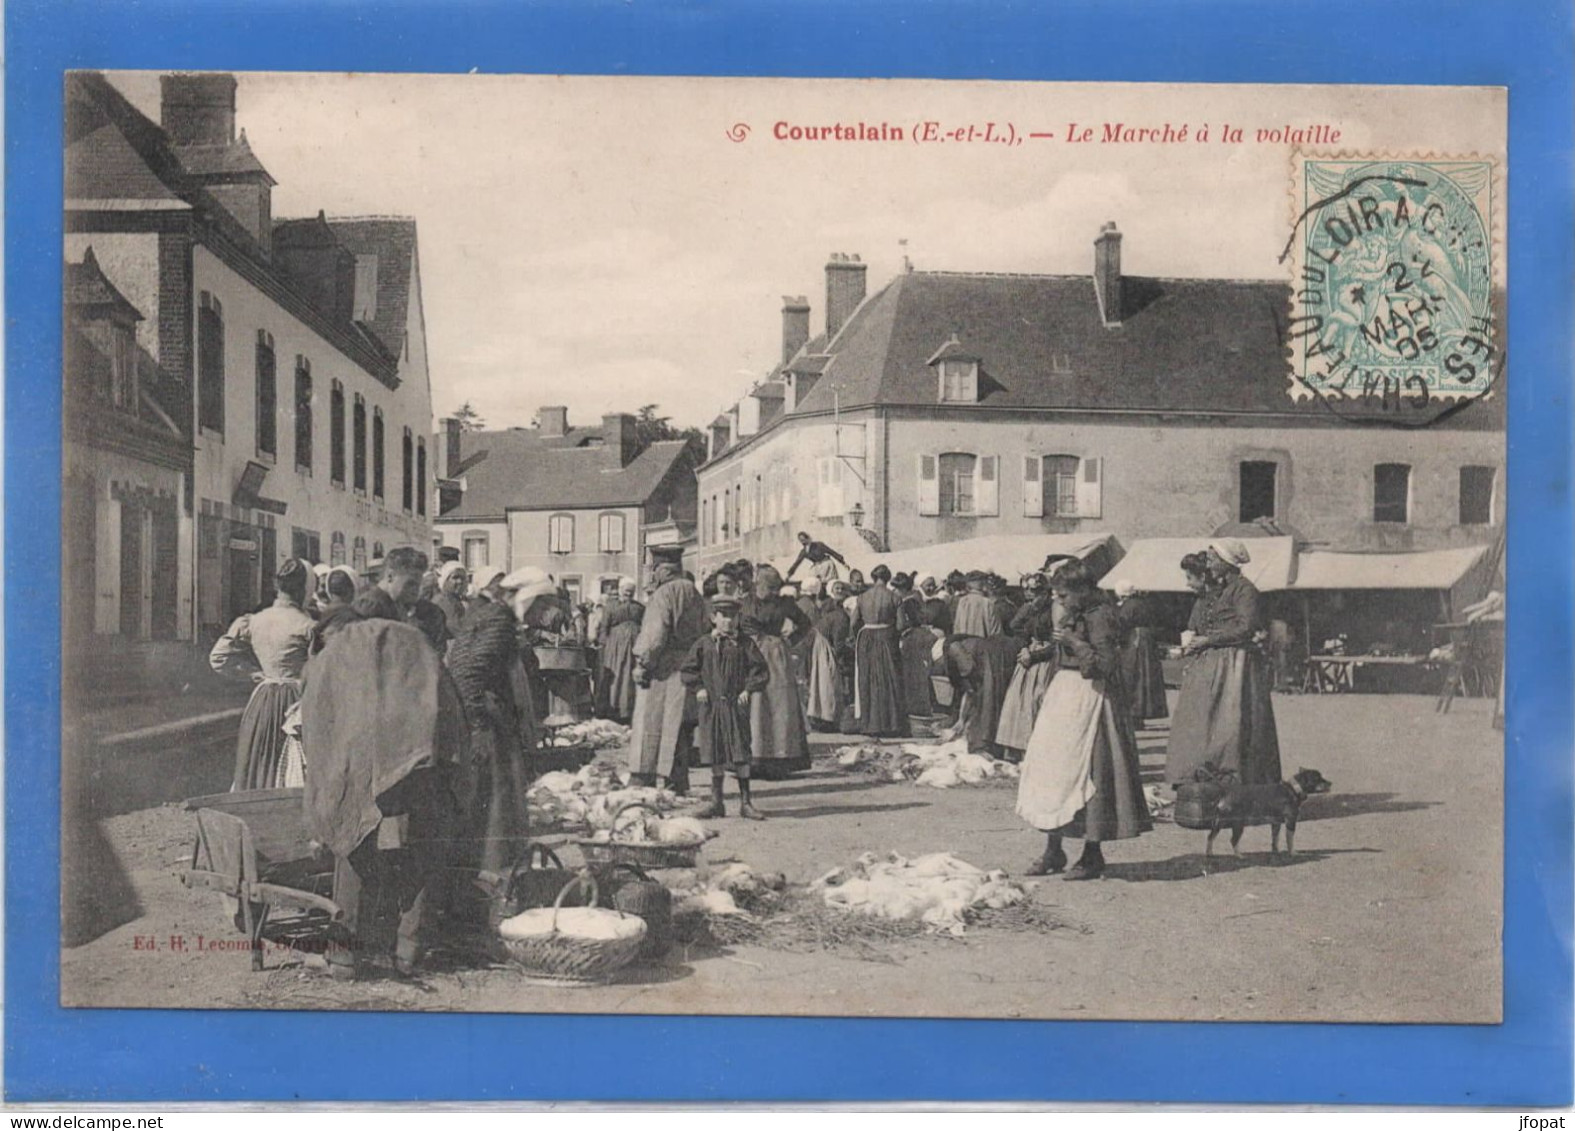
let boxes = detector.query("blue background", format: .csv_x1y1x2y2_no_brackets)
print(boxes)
8,0,1571,1105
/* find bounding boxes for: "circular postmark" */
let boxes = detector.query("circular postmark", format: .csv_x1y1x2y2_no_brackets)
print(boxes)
1282,155,1502,428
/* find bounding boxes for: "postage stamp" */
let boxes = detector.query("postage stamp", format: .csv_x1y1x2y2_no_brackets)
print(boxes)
1286,154,1499,405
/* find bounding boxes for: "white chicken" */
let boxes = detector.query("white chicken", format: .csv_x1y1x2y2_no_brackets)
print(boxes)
815,849,1027,935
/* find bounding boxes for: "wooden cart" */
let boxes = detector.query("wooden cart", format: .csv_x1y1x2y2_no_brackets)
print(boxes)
178,788,344,972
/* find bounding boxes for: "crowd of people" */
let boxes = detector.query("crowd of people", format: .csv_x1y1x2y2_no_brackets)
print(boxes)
209,548,570,980
204,529,1283,974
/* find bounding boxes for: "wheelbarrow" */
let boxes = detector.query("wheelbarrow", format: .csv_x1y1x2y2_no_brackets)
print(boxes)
177,788,345,972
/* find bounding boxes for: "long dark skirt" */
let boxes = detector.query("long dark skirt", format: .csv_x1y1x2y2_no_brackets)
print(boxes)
454,693,534,877
750,635,810,772
1123,627,1170,722
1016,671,1150,841
231,679,300,792
1166,646,1282,786
853,625,909,737
602,621,640,721
900,626,940,717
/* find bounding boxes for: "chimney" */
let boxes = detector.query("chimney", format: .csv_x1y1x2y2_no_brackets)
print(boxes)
162,74,275,254
161,73,237,146
825,253,867,342
437,416,462,478
708,415,732,460
602,412,638,469
539,405,568,438
781,295,811,365
1094,221,1123,326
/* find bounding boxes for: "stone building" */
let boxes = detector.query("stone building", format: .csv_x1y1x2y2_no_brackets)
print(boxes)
433,407,697,603
696,232,1504,578
64,71,437,653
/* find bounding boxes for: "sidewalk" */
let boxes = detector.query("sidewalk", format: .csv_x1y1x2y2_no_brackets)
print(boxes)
64,680,252,748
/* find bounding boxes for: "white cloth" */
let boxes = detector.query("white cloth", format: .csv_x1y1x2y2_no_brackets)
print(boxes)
1209,538,1251,565
1014,670,1105,831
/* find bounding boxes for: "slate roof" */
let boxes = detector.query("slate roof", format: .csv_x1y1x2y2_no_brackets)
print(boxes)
65,249,144,321
793,270,1307,416
437,431,693,521
325,217,420,361
64,72,401,384
174,134,276,183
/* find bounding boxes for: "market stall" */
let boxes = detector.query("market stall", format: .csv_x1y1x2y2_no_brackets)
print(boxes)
840,532,1124,585
1290,545,1496,695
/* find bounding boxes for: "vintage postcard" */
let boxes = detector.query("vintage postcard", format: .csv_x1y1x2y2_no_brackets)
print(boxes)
60,73,1506,1024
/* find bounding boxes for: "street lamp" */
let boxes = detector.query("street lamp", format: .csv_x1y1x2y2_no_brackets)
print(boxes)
847,501,865,529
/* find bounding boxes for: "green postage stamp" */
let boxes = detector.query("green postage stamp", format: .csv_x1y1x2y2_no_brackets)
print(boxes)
1287,155,1499,404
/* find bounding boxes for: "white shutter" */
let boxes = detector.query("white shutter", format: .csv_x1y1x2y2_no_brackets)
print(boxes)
917,454,940,516
1075,457,1103,519
977,455,1000,516
1022,455,1043,518
95,496,120,634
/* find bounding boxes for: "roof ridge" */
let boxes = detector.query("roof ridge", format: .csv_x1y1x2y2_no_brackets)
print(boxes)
320,214,418,224
911,269,1284,285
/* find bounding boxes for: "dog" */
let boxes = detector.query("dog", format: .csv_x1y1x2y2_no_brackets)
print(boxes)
1204,768,1332,858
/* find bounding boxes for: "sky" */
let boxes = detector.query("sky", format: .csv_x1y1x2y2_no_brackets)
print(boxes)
109,73,1505,432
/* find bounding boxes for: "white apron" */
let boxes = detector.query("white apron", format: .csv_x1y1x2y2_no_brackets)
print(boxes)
1014,669,1106,831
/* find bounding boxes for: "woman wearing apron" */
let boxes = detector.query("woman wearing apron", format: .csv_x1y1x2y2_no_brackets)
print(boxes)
1014,561,1151,880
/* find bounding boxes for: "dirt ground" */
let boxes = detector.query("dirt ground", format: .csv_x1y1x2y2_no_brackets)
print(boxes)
60,693,1502,1023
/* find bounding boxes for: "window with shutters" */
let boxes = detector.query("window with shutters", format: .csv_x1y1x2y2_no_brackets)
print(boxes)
330,381,346,486
197,292,224,434
293,357,313,473
1459,466,1495,524
106,322,137,410
548,513,575,554
599,512,626,553
1239,461,1278,522
330,530,346,567
1044,455,1080,517
1373,463,1411,524
353,255,379,321
938,452,977,515
353,395,367,493
938,360,978,403
817,456,845,518
402,427,414,512
255,331,276,458
416,439,427,516
372,408,385,500
462,532,489,571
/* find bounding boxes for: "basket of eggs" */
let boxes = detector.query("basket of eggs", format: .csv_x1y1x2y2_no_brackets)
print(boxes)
576,800,711,871
495,870,647,987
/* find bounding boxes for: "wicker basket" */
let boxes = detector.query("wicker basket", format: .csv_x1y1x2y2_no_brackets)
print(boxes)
606,862,673,960
575,801,704,871
487,843,582,929
497,872,646,987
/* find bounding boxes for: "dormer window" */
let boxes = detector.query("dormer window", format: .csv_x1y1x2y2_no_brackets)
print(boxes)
927,333,981,403
939,360,978,402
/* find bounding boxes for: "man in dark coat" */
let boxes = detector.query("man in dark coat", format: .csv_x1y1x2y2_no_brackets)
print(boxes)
354,546,450,652
302,618,468,979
